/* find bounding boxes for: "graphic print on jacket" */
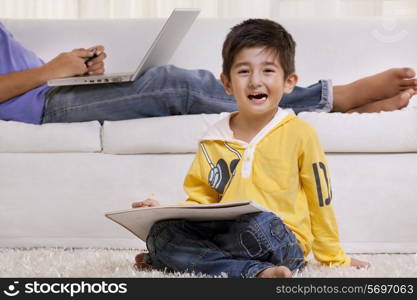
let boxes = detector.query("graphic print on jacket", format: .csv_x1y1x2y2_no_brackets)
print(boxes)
200,142,241,194
312,162,332,207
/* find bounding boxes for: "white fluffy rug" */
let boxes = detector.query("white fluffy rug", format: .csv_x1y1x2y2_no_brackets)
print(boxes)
0,248,416,278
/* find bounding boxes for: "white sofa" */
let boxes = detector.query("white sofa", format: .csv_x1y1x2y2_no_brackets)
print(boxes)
1,18,417,253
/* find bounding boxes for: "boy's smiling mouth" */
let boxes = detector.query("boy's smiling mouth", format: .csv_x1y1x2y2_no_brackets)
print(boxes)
248,92,268,103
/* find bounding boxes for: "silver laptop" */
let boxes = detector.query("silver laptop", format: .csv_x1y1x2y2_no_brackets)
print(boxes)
48,8,200,86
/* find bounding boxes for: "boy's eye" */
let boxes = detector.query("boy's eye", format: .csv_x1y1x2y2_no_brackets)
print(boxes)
264,69,275,73
237,69,249,74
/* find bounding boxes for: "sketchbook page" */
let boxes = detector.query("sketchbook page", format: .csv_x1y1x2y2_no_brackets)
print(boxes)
105,201,268,242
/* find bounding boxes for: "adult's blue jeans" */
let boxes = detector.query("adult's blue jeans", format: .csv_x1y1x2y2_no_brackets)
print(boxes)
41,65,332,123
146,212,305,278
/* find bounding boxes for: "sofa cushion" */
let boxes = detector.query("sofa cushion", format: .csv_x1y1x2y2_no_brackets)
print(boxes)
0,120,102,153
102,114,224,154
298,107,417,152
102,108,417,154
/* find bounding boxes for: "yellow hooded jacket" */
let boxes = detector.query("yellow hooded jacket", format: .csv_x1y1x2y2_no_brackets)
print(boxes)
181,109,350,266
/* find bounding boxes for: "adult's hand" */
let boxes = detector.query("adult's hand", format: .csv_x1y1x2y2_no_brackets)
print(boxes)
84,45,107,75
0,45,107,103
42,45,106,79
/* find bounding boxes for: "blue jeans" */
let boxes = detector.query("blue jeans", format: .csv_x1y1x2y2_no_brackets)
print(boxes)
41,65,332,123
146,212,305,278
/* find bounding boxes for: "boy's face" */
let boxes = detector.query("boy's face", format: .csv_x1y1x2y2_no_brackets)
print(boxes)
221,47,297,118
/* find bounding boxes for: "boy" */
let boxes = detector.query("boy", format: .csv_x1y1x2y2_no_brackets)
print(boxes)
132,19,369,278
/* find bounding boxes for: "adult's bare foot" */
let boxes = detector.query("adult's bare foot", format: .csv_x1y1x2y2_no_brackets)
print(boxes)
347,89,414,113
333,67,417,112
257,266,292,278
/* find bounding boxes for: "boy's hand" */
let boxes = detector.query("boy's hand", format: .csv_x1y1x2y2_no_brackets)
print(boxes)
132,199,160,208
350,257,370,269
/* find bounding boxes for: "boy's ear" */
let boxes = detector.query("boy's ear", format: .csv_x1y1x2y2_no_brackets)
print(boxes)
220,73,233,95
284,73,298,94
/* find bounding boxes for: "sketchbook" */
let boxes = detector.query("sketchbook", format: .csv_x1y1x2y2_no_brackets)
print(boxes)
105,201,269,242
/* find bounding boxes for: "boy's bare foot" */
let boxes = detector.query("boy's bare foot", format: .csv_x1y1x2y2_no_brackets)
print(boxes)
257,266,292,278
347,89,414,113
134,252,155,271
333,67,417,112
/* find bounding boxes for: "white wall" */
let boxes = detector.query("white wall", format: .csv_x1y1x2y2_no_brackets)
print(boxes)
1,0,417,19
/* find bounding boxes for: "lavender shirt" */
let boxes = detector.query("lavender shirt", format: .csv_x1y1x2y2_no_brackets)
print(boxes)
0,22,49,124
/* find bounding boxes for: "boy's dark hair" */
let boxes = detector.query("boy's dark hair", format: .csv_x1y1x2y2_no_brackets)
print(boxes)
222,19,296,80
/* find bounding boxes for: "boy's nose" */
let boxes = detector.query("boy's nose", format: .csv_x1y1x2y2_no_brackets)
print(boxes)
249,73,262,88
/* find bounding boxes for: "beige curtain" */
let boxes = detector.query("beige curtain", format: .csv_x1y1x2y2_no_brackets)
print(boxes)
1,0,416,19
